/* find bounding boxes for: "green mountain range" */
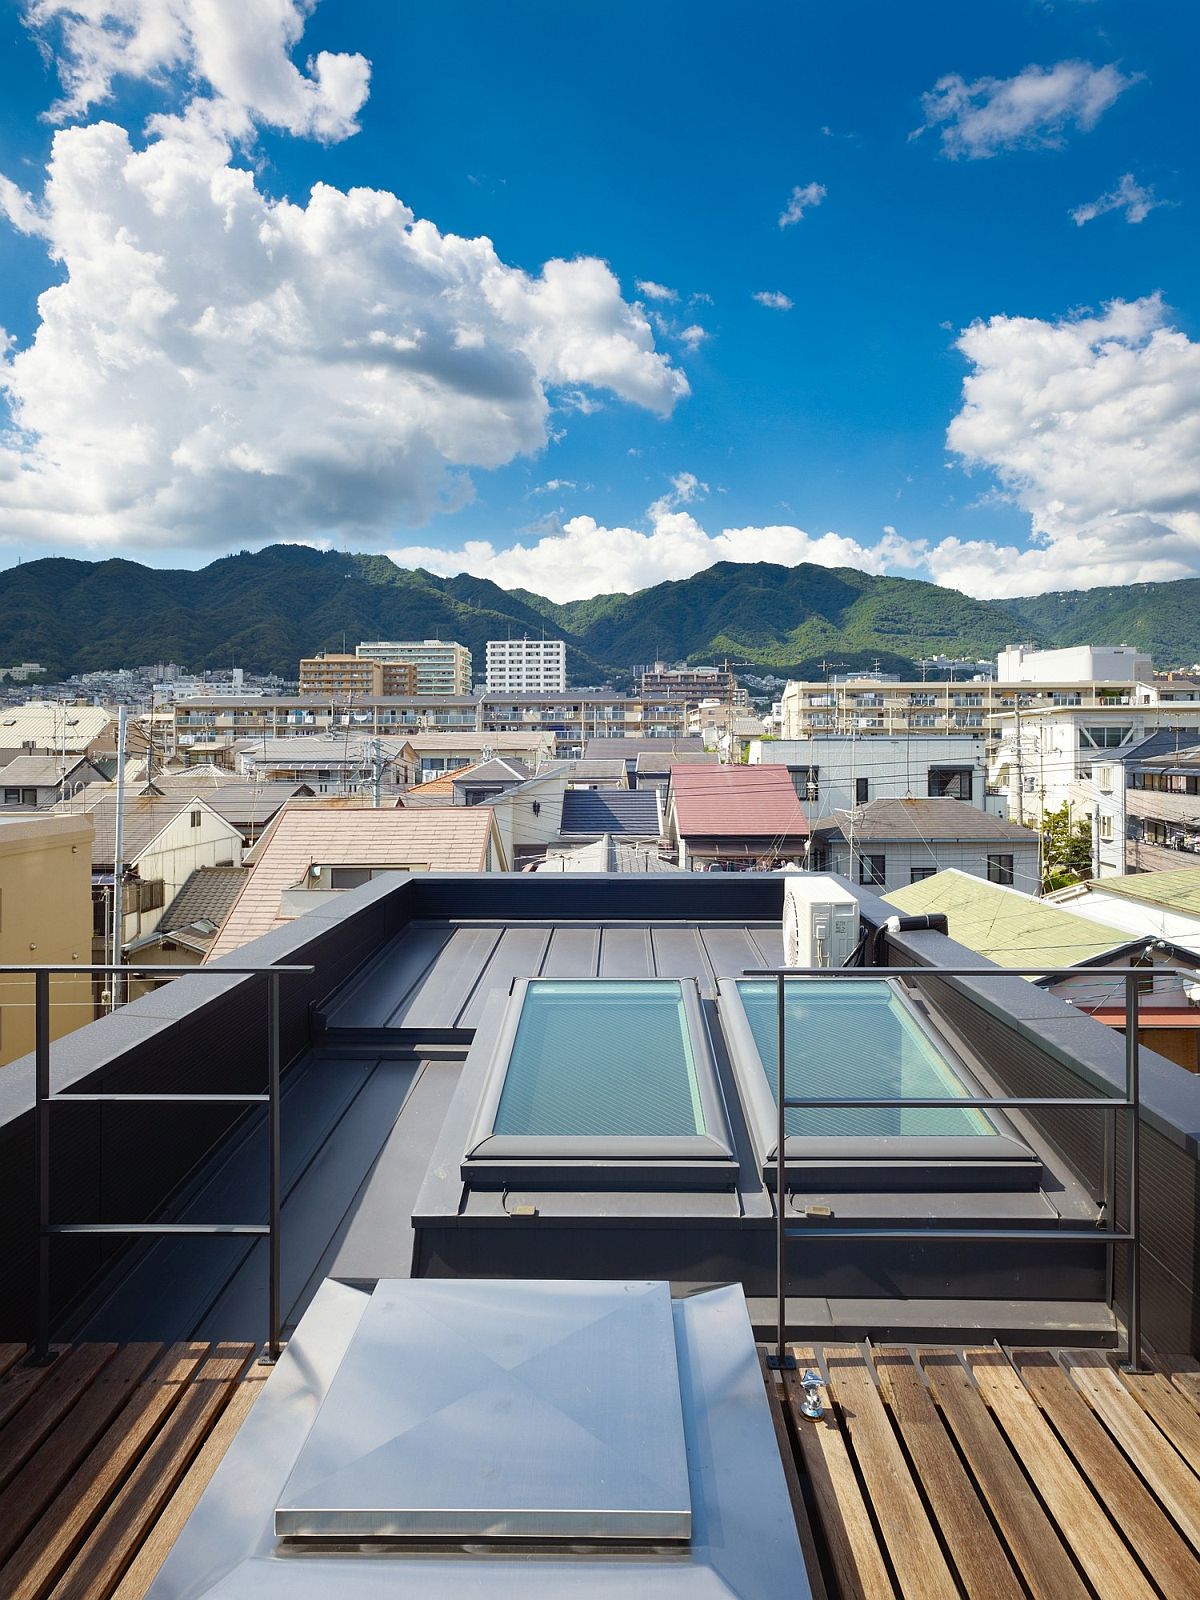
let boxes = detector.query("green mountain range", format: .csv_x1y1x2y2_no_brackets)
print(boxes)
0,544,1196,683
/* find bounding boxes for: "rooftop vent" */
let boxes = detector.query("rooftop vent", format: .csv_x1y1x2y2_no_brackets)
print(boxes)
274,1279,692,1542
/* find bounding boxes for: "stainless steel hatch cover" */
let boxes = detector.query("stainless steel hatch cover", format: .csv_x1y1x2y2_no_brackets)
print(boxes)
274,1279,692,1542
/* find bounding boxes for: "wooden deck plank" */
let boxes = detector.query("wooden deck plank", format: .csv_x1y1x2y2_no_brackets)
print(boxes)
49,1343,254,1600
874,1348,1023,1600
0,1348,67,1433
0,1345,27,1381
822,1345,958,1600
1158,1355,1200,1413
0,1344,118,1494
0,1346,160,1570
966,1348,1157,1600
919,1349,1090,1600
757,1354,830,1600
1012,1350,1200,1600
0,1343,208,1600
1116,1365,1200,1474
111,1363,269,1600
1061,1350,1200,1553
785,1348,895,1600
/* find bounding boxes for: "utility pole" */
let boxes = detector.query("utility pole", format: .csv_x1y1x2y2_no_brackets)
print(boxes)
1013,699,1025,826
110,704,127,1013
372,737,382,809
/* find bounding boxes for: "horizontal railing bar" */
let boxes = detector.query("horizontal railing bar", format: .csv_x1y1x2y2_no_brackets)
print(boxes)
47,1093,270,1104
779,1095,1130,1110
744,964,1195,979
0,964,313,974
44,1223,270,1236
780,1227,1134,1243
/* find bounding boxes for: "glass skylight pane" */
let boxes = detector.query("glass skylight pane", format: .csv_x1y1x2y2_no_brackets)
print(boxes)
493,980,706,1137
735,979,992,1138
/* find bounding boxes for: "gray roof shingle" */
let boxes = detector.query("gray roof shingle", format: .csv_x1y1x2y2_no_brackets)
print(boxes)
560,789,662,836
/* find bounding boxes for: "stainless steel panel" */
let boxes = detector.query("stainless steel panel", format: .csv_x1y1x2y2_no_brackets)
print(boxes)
145,1279,810,1598
274,1279,692,1541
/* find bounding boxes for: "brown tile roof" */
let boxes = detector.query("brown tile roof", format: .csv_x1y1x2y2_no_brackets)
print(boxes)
668,765,809,838
822,798,1036,844
207,806,498,959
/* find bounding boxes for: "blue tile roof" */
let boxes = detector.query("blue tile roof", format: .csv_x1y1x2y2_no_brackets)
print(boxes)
560,788,662,836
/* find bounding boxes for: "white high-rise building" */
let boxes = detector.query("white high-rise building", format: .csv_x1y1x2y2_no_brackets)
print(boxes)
485,638,567,693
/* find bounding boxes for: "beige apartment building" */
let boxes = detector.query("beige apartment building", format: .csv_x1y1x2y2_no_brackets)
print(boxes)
355,640,473,695
780,646,1164,749
0,813,94,1066
298,655,418,697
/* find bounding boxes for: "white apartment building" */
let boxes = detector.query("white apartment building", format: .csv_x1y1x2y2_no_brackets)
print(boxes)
749,735,994,821
996,643,1153,687
354,640,472,695
485,638,567,693
988,703,1200,876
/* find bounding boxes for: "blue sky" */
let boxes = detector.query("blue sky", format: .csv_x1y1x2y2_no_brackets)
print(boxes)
0,1,1197,600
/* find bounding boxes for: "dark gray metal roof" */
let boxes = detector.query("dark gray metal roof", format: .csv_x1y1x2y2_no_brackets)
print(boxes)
560,787,662,836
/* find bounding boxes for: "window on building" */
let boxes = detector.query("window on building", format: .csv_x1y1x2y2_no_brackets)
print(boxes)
928,767,973,802
1097,766,1114,792
855,777,869,805
189,809,202,827
858,854,885,886
1082,726,1133,749
1099,814,1114,841
788,766,819,802
910,867,936,883
987,854,1015,885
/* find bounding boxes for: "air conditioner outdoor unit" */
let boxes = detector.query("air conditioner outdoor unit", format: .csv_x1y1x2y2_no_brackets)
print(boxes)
781,873,860,969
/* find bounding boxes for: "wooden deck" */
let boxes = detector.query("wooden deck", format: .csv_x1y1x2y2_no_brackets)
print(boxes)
0,1339,265,1599
763,1342,1200,1600
0,1334,1197,1598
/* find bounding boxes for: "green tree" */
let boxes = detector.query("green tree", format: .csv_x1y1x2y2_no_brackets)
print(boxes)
1040,804,1093,892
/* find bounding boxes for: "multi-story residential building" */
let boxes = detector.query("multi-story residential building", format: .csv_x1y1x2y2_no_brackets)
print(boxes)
298,655,418,697
749,735,995,819
485,638,567,693
1113,730,1200,873
638,662,738,705
990,706,1200,875
355,639,473,695
780,643,1167,751
0,812,93,1064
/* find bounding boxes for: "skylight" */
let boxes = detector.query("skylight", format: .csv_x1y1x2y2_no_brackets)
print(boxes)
494,979,706,1137
717,976,1038,1182
462,978,735,1186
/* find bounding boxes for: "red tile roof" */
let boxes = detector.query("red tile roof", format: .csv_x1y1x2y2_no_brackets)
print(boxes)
667,765,809,838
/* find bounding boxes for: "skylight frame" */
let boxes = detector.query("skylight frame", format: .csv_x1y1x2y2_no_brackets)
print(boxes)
718,975,1035,1178
462,977,736,1187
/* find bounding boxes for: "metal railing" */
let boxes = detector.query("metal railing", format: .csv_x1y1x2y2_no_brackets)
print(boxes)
9,962,314,1367
743,964,1167,1373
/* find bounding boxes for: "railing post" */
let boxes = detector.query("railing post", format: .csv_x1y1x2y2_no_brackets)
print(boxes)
1123,970,1143,1372
31,969,53,1366
768,971,794,1369
263,970,282,1364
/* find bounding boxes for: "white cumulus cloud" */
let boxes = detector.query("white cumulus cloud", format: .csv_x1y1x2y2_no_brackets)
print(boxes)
388,503,929,603
24,0,371,140
1071,172,1165,226
636,279,677,302
779,181,825,226
0,116,688,550
945,294,1200,593
914,60,1138,159
753,291,793,310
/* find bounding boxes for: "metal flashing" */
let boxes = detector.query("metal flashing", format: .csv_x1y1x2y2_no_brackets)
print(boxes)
273,1279,692,1542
